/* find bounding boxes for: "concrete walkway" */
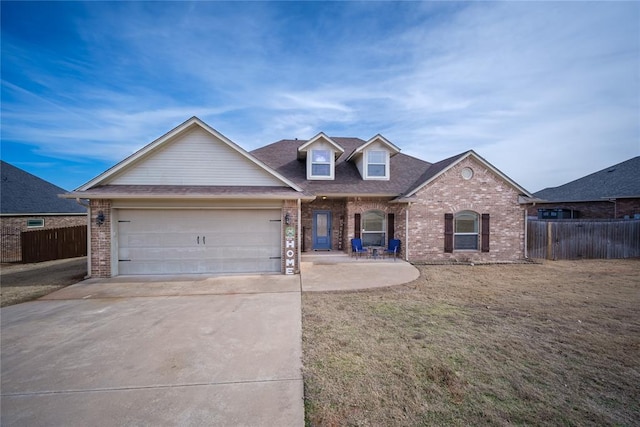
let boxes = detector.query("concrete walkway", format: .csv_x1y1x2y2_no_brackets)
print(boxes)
1,255,419,426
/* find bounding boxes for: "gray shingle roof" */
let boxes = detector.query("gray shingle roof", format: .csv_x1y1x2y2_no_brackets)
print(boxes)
251,137,432,196
534,156,640,202
403,151,470,196
1,161,87,214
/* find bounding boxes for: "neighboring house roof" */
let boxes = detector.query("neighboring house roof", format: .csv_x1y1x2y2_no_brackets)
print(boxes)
251,137,433,196
0,161,86,214
534,156,640,202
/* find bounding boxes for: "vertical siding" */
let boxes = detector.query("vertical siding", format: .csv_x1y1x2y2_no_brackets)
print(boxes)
108,127,285,186
21,226,87,263
527,219,640,259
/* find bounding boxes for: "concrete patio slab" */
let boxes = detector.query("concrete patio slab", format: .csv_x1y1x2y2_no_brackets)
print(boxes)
300,256,420,292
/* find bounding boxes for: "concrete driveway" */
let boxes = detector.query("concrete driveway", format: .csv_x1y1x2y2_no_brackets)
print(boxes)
1,275,303,426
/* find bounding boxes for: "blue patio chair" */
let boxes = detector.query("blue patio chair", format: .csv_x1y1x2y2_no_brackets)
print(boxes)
351,238,369,259
385,239,401,260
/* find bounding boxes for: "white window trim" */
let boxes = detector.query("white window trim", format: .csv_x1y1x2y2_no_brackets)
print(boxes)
27,218,45,228
307,149,335,180
364,149,389,180
454,211,479,251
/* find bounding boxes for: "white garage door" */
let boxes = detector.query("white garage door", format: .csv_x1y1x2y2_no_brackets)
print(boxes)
117,209,282,275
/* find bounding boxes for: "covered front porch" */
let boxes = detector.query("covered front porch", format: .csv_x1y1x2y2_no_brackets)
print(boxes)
300,196,407,259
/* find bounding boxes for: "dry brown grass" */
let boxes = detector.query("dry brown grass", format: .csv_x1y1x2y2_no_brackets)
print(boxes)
302,259,640,426
0,257,86,307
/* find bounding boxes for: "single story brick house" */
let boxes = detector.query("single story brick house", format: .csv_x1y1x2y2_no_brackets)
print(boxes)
1,161,87,262
527,156,640,220
64,117,532,278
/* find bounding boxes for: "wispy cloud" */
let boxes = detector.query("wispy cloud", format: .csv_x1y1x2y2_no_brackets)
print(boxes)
1,1,638,191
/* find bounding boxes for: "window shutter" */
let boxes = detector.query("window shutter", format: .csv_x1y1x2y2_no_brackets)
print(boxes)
387,213,395,241
481,213,490,252
355,213,361,239
444,213,453,253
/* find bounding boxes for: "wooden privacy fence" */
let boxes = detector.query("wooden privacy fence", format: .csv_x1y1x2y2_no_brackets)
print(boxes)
527,219,640,260
21,225,87,263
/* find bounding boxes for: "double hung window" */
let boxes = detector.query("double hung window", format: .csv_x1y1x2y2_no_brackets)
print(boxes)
362,210,385,246
454,211,479,250
367,150,387,178
311,149,331,177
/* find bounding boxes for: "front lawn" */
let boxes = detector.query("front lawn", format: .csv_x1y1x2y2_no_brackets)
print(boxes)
302,259,639,426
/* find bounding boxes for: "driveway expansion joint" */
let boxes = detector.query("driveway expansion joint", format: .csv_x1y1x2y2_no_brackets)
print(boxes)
2,377,303,397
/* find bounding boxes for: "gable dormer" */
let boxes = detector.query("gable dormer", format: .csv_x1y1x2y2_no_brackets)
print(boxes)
297,132,345,180
346,134,400,180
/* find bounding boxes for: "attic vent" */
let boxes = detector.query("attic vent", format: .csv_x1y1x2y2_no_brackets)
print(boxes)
607,168,616,173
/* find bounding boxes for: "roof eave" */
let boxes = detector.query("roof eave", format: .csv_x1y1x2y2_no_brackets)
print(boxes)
297,132,345,159
345,134,401,162
62,191,316,201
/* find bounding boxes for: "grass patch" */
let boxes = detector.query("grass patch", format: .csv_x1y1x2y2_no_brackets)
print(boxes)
302,259,640,426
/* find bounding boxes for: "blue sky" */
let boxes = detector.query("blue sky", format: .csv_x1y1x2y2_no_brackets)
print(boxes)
1,1,638,193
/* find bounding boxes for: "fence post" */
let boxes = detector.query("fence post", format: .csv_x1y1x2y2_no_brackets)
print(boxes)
546,221,553,260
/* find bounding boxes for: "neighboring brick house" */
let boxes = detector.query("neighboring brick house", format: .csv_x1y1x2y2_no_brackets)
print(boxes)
528,156,640,220
64,117,532,278
1,161,87,262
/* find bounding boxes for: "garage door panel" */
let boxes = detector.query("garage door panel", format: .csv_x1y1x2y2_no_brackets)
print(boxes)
117,209,282,275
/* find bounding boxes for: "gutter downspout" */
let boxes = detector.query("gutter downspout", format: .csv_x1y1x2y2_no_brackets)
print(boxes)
405,203,411,261
297,198,302,275
84,201,92,279
523,208,528,259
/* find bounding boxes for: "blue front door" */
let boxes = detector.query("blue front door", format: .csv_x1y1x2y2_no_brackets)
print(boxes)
313,211,332,250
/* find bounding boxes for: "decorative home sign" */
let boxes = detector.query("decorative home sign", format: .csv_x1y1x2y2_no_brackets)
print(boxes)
285,226,296,275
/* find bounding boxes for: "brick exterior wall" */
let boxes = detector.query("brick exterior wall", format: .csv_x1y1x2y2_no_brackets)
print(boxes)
90,199,112,278
346,198,407,258
301,198,348,252
526,199,640,219
1,214,87,263
300,197,407,257
410,157,525,262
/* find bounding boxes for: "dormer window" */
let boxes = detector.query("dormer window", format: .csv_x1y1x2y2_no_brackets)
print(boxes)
367,150,387,178
311,149,331,177
346,134,399,181
297,132,344,181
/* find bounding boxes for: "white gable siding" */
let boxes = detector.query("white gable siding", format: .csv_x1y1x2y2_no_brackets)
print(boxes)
108,127,285,186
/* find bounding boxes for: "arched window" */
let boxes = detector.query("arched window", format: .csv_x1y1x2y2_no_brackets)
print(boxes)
362,210,386,246
454,211,479,250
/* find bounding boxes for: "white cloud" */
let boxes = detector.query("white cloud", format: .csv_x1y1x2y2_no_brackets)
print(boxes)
1,1,638,191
